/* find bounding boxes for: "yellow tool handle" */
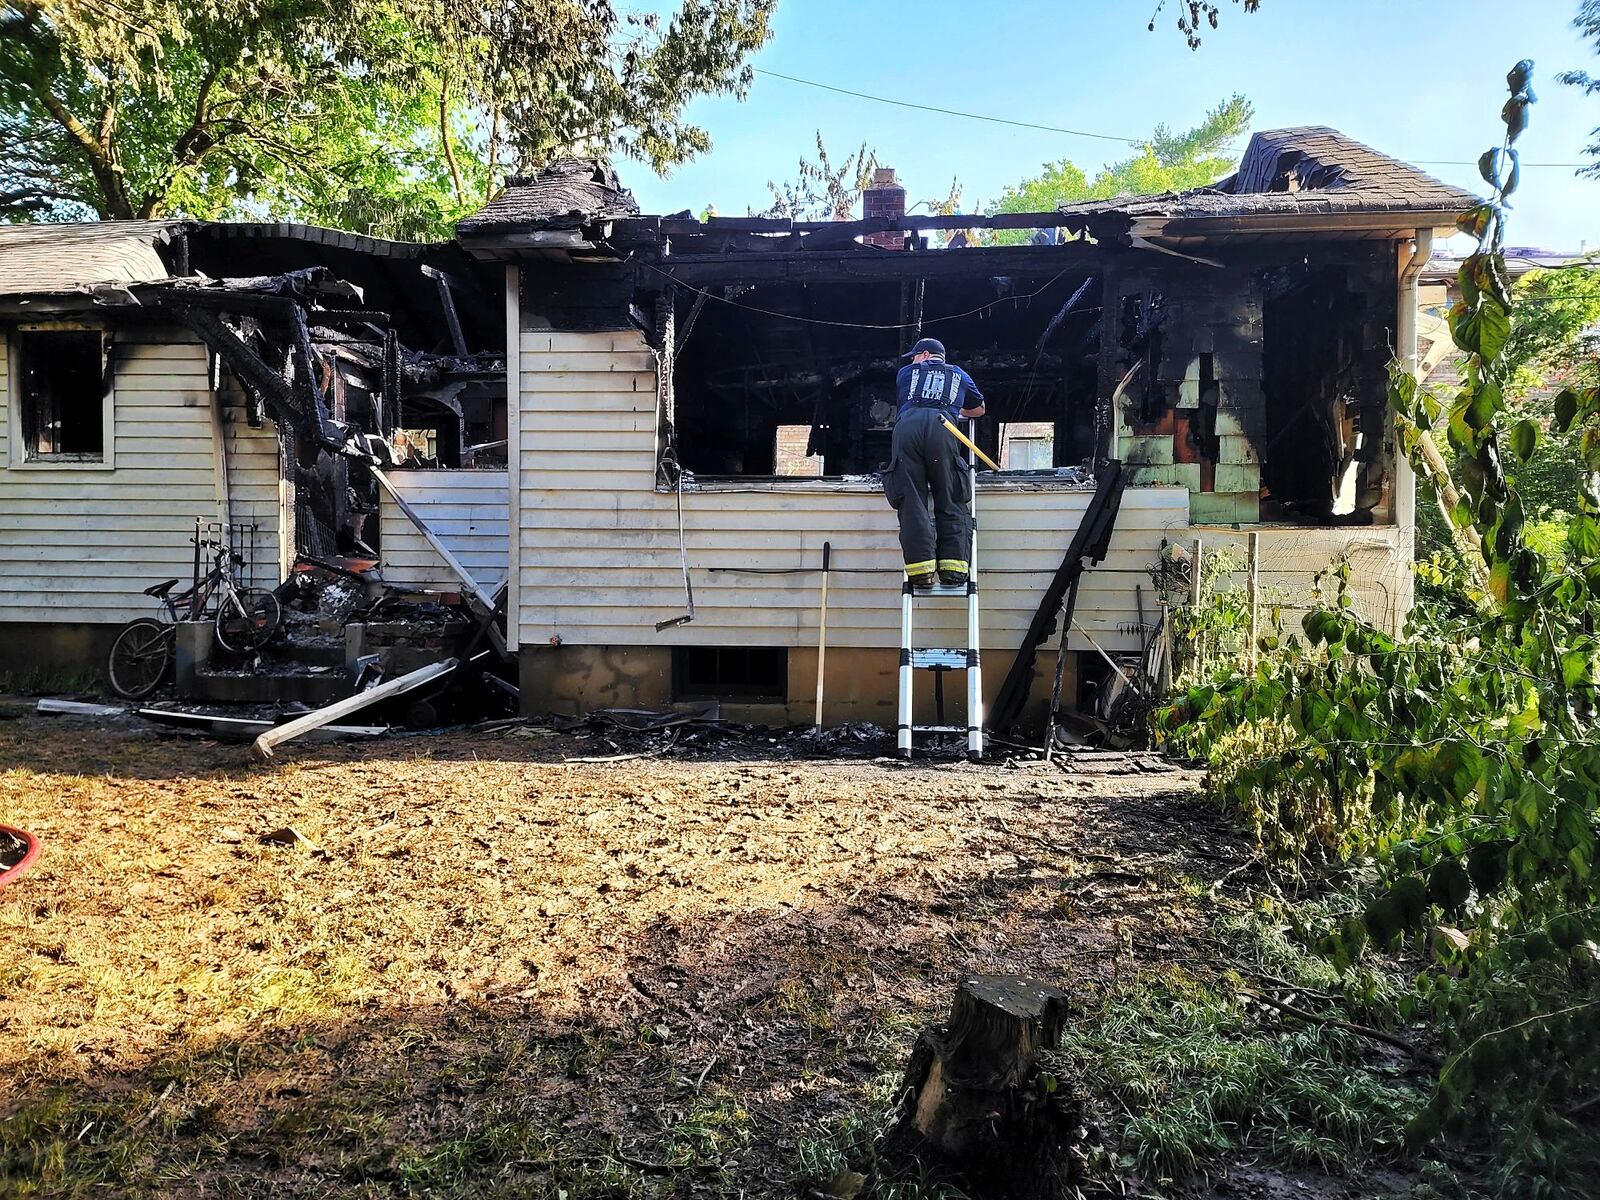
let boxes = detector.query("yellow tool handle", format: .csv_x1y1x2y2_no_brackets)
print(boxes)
940,416,1001,472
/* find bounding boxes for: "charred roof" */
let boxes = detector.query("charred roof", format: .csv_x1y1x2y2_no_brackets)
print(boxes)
456,158,640,236
455,126,1479,261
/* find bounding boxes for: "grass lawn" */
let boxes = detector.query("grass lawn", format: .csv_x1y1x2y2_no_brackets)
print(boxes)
0,716,1246,1198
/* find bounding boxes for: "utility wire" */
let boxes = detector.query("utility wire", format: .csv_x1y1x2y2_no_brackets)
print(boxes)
632,257,1078,332
754,67,1590,169
753,68,1143,146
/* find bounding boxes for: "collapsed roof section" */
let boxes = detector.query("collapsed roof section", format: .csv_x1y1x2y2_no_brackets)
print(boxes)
456,158,640,253
456,128,1480,262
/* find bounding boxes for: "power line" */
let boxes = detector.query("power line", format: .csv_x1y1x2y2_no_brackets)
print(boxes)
753,68,1142,146
754,67,1591,169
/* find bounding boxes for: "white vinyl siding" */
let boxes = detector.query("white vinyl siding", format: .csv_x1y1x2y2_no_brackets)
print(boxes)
0,335,284,623
379,469,509,591
515,329,1192,652
1191,525,1409,635
216,374,288,593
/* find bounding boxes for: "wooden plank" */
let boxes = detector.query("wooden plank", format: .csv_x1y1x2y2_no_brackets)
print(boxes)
371,466,497,611
521,351,656,373
252,658,458,762
520,331,647,354
516,369,655,392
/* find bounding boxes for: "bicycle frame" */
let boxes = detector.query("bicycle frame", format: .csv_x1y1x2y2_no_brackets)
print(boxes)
155,543,246,625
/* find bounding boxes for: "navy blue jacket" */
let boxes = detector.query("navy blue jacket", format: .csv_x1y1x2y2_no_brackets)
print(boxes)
895,359,984,419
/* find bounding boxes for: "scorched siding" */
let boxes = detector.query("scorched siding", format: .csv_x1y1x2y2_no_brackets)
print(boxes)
0,336,283,623
515,328,1191,652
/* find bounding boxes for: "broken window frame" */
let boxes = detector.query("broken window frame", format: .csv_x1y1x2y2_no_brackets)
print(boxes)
656,269,1105,492
7,322,115,469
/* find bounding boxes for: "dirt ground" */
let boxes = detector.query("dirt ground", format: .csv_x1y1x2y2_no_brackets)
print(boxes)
0,713,1248,1198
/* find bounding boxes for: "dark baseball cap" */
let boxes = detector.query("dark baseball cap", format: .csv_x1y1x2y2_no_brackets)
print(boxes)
901,337,945,359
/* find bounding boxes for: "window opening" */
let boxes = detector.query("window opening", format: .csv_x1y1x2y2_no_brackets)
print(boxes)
669,273,1102,479
673,646,787,700
999,422,1054,469
16,329,106,461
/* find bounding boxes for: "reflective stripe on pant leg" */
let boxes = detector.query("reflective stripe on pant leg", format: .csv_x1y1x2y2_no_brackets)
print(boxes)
937,559,968,573
904,559,936,576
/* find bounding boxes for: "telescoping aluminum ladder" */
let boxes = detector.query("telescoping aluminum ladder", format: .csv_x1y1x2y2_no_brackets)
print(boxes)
897,422,983,761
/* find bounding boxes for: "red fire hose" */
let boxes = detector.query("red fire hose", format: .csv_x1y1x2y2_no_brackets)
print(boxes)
0,825,40,891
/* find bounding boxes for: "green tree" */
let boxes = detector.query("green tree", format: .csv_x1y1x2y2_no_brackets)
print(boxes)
762,132,877,221
986,95,1253,243
0,0,774,238
1559,0,1600,178
1418,259,1600,556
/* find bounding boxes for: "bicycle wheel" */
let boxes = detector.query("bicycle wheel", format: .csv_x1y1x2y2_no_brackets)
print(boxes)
215,589,282,653
107,619,174,699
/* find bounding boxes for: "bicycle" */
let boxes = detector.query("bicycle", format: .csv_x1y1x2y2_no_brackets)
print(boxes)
107,539,283,699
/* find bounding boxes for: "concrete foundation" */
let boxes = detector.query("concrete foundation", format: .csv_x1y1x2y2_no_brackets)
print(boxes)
518,643,1073,735
0,622,122,684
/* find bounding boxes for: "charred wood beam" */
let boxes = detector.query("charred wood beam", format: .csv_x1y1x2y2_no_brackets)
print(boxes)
634,210,1126,238
421,263,469,357
286,303,343,448
307,309,392,328
165,303,319,441
988,462,1127,735
639,242,1107,286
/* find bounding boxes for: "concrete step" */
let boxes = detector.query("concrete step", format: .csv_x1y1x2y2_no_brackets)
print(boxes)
190,662,353,706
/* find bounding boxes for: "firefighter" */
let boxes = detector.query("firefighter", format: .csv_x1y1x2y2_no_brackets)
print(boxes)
883,338,986,592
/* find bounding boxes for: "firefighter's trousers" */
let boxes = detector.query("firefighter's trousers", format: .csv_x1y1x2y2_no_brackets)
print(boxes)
883,406,972,578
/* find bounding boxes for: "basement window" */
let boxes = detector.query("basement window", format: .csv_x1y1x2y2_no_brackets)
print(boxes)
673,646,787,701
12,328,110,465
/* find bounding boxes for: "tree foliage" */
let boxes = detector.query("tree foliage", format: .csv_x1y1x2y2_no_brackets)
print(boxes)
1559,0,1600,179
761,132,877,221
1147,0,1262,50
0,0,774,238
1158,63,1600,1192
986,96,1252,243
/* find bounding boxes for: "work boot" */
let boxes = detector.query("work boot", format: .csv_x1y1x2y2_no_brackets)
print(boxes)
908,572,936,594
939,569,968,588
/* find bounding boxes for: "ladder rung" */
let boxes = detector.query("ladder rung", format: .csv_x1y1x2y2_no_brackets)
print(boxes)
910,724,970,735
909,583,973,598
906,648,972,670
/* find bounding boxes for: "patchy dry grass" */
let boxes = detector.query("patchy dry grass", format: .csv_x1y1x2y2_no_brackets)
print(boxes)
0,717,1238,1198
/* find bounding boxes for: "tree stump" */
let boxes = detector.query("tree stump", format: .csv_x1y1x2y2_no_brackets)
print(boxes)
885,975,1086,1199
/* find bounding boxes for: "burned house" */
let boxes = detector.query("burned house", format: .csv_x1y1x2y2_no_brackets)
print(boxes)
434,128,1473,726
0,220,503,679
0,127,1474,733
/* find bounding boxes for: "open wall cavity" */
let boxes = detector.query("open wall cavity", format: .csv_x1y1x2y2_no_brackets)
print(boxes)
667,271,1103,478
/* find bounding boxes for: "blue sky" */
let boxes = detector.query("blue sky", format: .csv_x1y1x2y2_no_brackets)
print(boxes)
625,0,1600,253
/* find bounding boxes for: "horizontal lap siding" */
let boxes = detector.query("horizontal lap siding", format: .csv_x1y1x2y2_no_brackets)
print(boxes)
517,329,1190,651
218,376,286,593
1195,525,1408,635
379,470,510,591
0,338,277,624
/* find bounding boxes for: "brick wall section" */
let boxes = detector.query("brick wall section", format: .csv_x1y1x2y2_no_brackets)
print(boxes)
774,424,822,476
862,168,906,251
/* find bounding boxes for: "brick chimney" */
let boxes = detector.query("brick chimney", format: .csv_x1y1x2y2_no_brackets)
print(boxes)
862,167,906,249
